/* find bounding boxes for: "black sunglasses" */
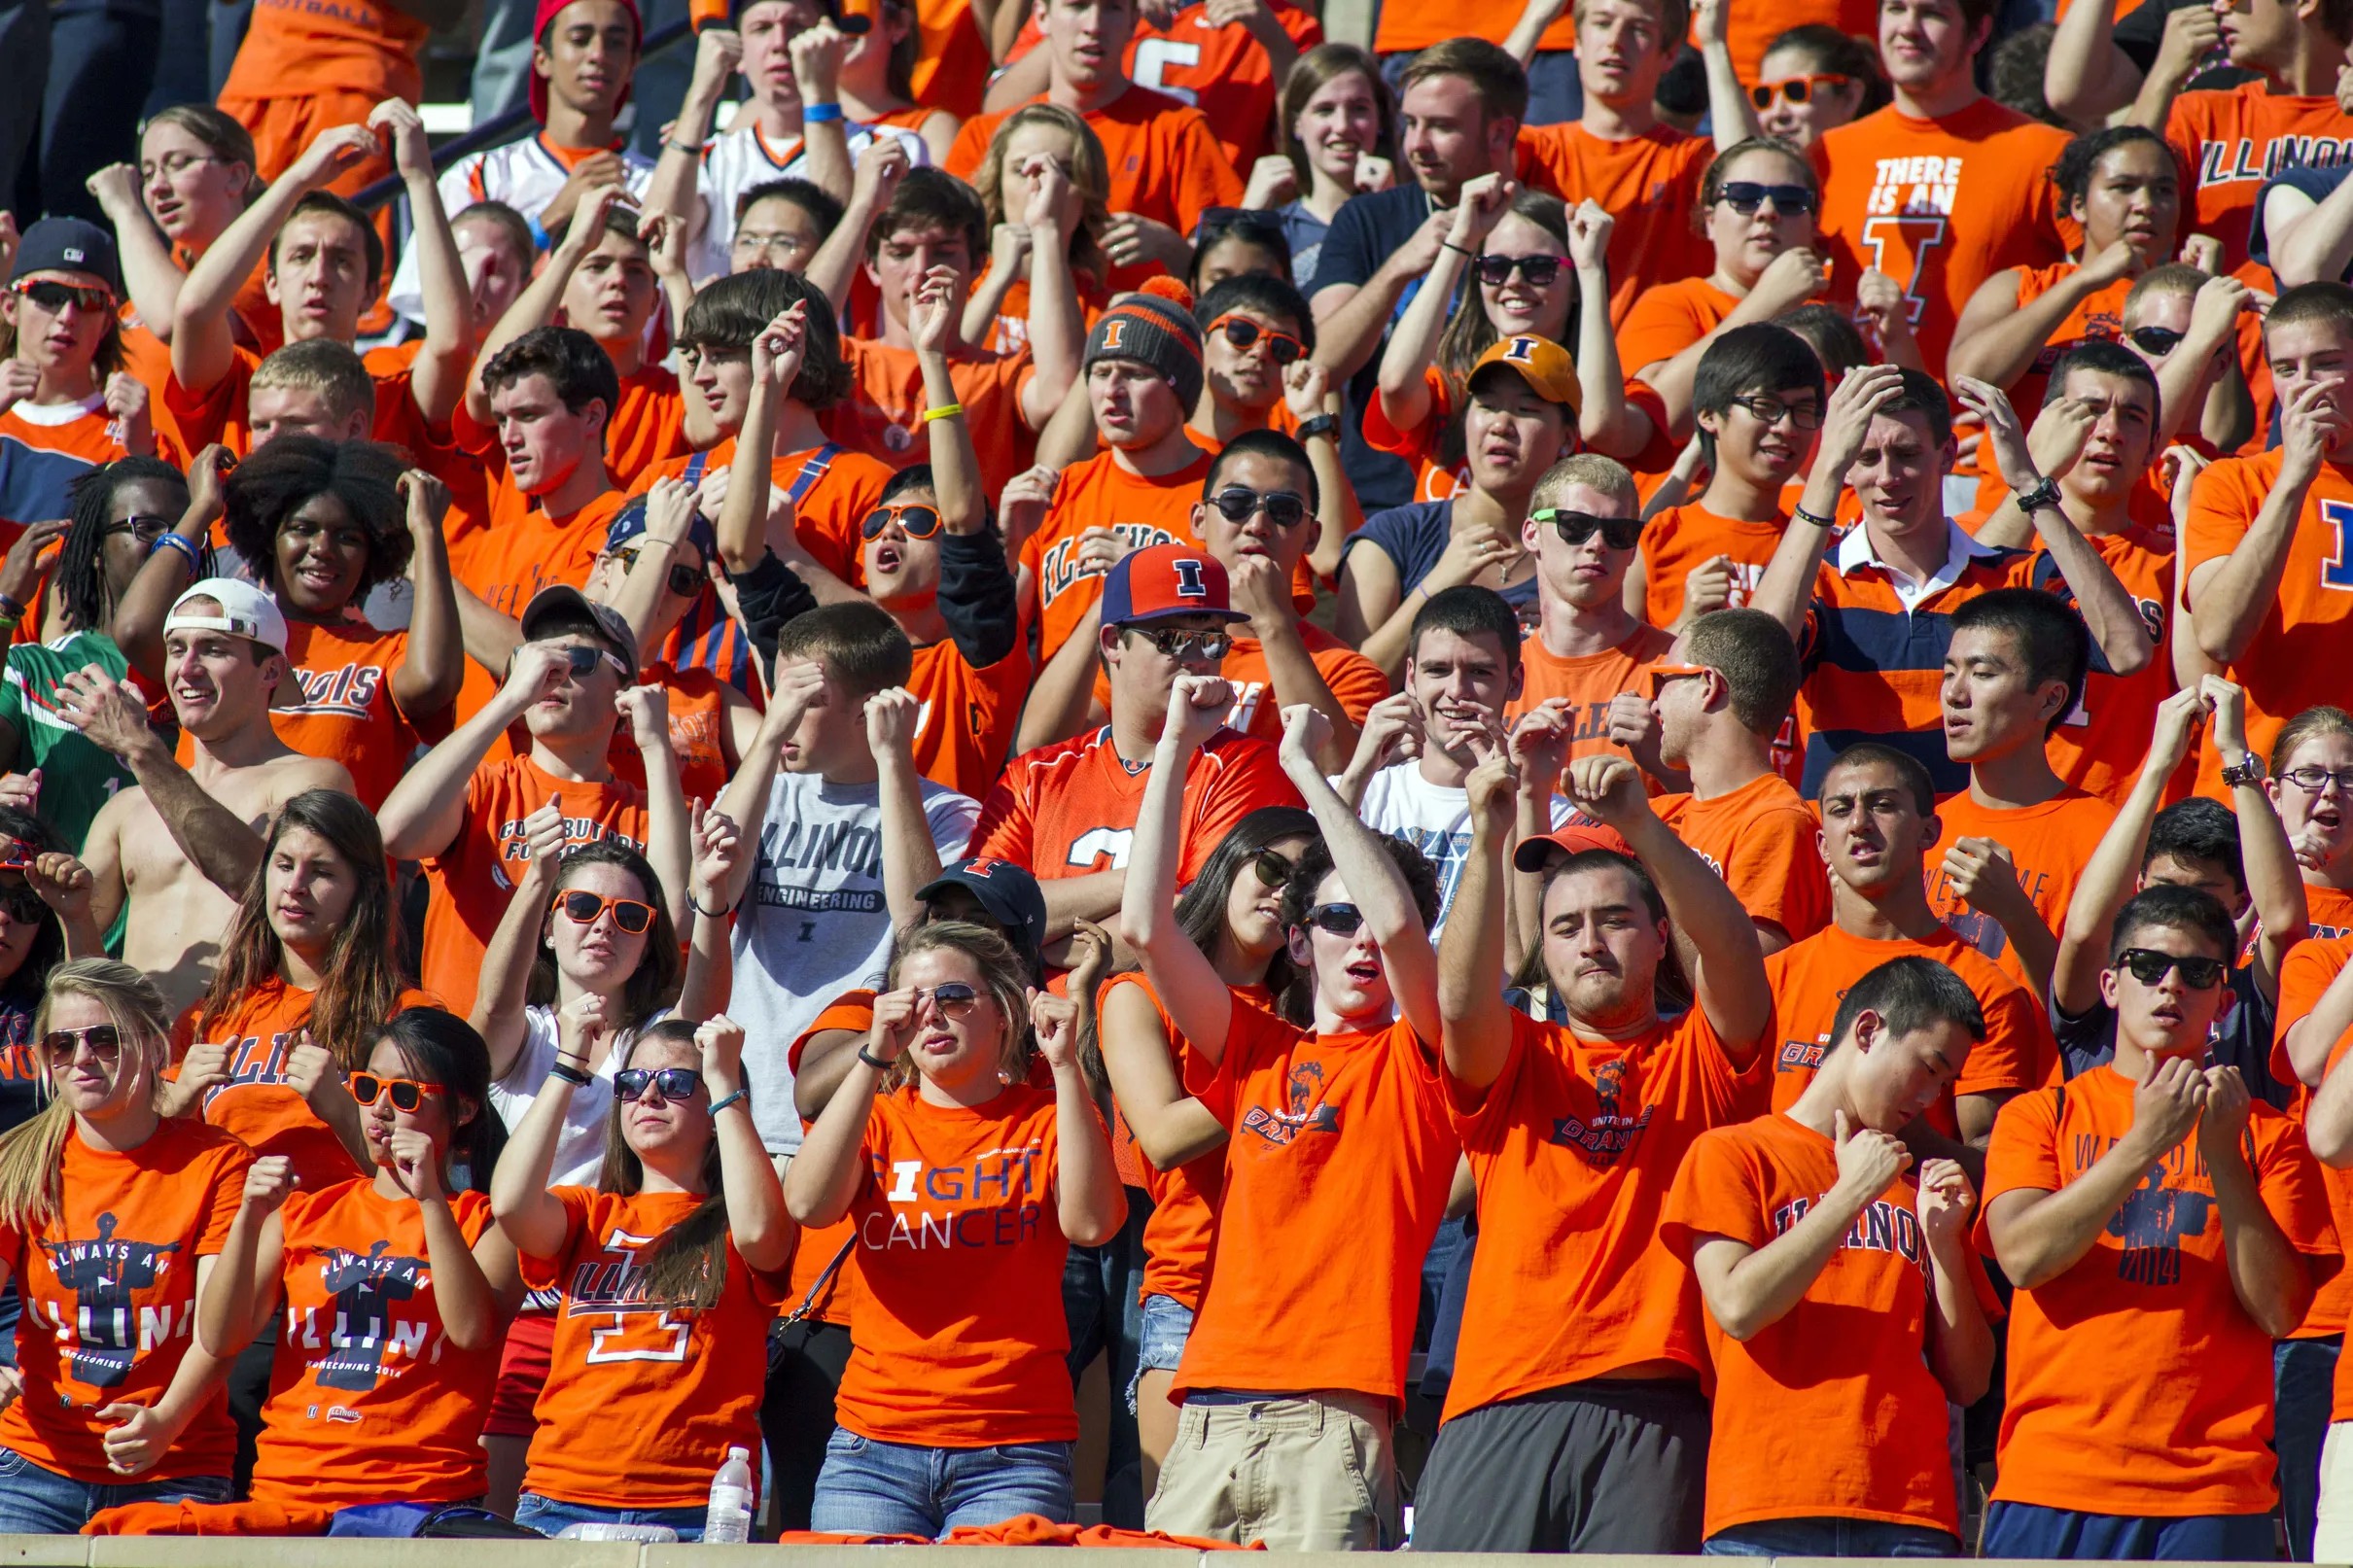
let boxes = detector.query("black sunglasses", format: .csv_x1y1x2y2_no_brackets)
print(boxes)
861,503,944,540
43,1024,120,1063
1129,625,1233,661
1718,182,1817,217
1210,486,1309,530
615,1065,704,1103
612,544,702,598
1208,315,1305,365
2127,325,2187,356
2116,948,2227,991
16,279,112,314
559,645,626,679
1250,849,1294,889
1534,508,1643,549
1474,254,1563,288
1305,902,1364,936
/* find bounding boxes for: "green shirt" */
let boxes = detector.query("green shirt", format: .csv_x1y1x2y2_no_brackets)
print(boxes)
0,629,134,850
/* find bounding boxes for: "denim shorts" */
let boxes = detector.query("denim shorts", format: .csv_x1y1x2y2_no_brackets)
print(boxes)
0,1444,229,1535
1126,1293,1195,1414
810,1427,1074,1539
513,1491,708,1541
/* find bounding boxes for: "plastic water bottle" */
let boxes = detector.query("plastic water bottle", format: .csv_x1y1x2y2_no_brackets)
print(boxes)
704,1444,754,1544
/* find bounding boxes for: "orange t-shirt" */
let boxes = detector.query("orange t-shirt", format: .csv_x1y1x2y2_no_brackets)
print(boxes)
906,0,990,116
0,1118,250,1483
827,338,1037,501
1504,624,1678,776
1360,366,1470,506
2166,84,2353,274
416,755,650,1012
904,629,1035,802
1639,503,1786,630
172,979,437,1197
1375,0,1568,58
629,436,894,593
1100,972,1225,1313
520,1186,789,1509
1443,1005,1754,1420
450,481,630,621
1173,1003,1458,1406
1812,98,2073,379
2271,935,2353,1357
1666,1112,1997,1539
976,269,1110,360
602,362,692,496
1019,445,1212,666
2310,884,2353,943
219,0,427,103
166,347,436,462
1924,787,2112,990
783,993,874,1330
836,1080,1100,1446
1705,0,1878,90
1616,276,1742,384
2044,520,2177,808
1517,123,1713,329
1980,1065,2339,1515
247,1180,501,1509
267,617,425,811
606,660,744,808
1765,923,2056,1142
2182,447,2353,798
1652,774,1832,943
1089,619,1391,743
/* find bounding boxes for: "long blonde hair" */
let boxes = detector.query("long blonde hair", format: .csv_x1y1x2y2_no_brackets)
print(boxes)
0,960,172,1231
882,922,1034,1091
972,104,1111,289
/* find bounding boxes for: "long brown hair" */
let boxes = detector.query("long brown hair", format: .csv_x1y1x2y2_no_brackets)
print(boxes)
528,841,682,1030
1435,189,1573,387
973,104,1111,291
595,1021,728,1311
197,790,403,1070
0,961,172,1230
881,922,1033,1092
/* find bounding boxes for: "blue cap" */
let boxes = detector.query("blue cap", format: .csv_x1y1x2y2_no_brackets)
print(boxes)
916,857,1049,958
11,217,120,296
602,497,720,569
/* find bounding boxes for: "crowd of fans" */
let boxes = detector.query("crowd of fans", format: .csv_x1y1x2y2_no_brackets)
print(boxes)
2,0,2353,1551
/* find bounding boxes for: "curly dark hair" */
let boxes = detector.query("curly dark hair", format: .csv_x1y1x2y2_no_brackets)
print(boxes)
221,436,411,605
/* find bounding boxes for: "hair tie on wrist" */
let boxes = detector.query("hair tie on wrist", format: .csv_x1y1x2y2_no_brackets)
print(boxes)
547,1061,591,1087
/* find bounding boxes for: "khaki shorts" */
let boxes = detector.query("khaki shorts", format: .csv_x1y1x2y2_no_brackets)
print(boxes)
2315,1421,2353,1562
1143,1391,1397,1551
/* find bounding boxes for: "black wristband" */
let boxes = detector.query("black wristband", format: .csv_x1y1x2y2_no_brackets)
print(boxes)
1294,413,1339,442
689,892,739,919
548,1060,592,1087
1791,502,1837,530
1441,240,1475,258
857,1047,896,1071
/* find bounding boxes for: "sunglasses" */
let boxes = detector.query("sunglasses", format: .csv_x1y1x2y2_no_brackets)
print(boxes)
914,981,982,1017
1305,902,1365,936
1717,181,1817,217
1207,314,1305,366
0,883,45,924
615,1065,704,1103
349,1072,446,1112
860,503,943,540
611,544,702,598
1749,72,1851,110
556,645,627,679
1128,625,1234,661
14,279,113,314
43,1024,120,1064
1209,486,1309,530
1728,393,1824,431
1250,849,1294,889
2127,325,2187,356
554,890,656,933
1473,254,1564,289
1533,508,1643,549
2116,948,2227,991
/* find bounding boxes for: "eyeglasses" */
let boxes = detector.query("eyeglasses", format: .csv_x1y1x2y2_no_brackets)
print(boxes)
1209,486,1309,530
0,883,46,924
554,890,656,933
105,513,173,542
1473,254,1564,289
141,150,222,180
913,981,982,1017
1748,73,1850,110
1533,508,1643,549
2127,325,2187,356
1305,902,1365,936
860,503,944,540
42,1025,120,1064
1207,314,1305,366
611,544,702,598
1249,849,1294,889
615,1065,704,1103
2284,764,2353,793
556,645,628,680
2115,948,2228,991
349,1072,446,1112
1727,393,1824,430
1126,625,1234,661
1716,182,1817,218
14,279,113,315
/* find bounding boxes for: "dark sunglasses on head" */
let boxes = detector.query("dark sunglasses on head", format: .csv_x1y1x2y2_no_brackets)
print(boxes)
1305,902,1365,936
0,882,46,924
2127,325,2187,356
861,503,944,540
1209,486,1309,530
554,889,656,934
615,1065,704,1103
2116,948,2227,991
1129,625,1234,661
43,1024,120,1064
1207,313,1305,365
611,544,702,598
1474,254,1564,289
914,981,982,1017
1717,181,1817,217
349,1072,445,1112
1533,508,1643,550
1194,206,1289,247
14,278,113,314
1249,849,1294,889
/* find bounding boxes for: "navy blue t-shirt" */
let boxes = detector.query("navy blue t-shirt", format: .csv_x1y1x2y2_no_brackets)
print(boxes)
1314,185,1450,514
2250,162,2353,280
1346,500,1541,625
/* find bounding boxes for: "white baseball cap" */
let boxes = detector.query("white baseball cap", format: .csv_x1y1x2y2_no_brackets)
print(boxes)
165,578,288,655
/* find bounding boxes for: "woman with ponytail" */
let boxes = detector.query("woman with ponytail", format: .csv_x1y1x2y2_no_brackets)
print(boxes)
492,1013,793,1540
0,959,250,1532
196,1008,520,1527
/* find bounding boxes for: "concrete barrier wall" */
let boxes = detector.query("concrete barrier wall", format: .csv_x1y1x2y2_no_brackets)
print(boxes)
3,1548,2278,1568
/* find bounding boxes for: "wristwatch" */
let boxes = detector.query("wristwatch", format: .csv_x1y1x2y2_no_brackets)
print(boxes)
1294,413,1339,442
2221,751,2265,788
2013,474,2064,516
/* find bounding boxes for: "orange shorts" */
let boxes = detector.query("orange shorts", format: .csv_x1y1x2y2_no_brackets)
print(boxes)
215,88,397,334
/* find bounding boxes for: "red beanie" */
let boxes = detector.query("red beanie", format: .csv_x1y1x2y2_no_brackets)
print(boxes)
528,0,645,126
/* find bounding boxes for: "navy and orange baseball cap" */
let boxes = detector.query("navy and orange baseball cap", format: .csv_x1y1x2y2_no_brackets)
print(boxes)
917,857,1049,958
530,0,644,124
1469,333,1583,415
1100,542,1247,628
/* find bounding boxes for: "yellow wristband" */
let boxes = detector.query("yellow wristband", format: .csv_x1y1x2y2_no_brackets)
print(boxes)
920,402,965,423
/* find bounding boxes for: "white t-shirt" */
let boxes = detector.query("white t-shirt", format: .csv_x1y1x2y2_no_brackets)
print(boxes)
1352,762,1576,935
728,770,979,1153
487,1004,676,1188
689,119,930,281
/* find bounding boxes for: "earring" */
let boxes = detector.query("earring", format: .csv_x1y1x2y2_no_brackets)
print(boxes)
998,1067,1012,1084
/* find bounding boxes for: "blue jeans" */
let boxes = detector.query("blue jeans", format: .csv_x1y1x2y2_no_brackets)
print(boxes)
513,1492,708,1541
1126,1292,1193,1413
811,1428,1074,1539
1705,1516,1960,1556
2281,1336,2341,1561
1982,1500,2278,1560
0,1445,228,1534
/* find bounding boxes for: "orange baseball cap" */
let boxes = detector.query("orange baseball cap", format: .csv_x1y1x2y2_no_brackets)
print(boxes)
1469,334,1583,416
1511,820,1633,872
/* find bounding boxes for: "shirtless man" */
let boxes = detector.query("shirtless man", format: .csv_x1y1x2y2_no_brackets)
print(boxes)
64,579,354,1014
